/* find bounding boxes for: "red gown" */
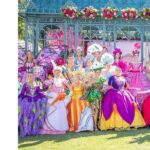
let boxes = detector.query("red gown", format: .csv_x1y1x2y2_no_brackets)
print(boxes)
142,95,150,125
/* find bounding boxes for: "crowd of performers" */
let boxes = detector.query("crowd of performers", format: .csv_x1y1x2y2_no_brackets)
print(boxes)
18,44,150,137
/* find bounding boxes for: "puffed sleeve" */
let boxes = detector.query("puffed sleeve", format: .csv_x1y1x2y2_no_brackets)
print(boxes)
108,76,114,86
18,83,26,99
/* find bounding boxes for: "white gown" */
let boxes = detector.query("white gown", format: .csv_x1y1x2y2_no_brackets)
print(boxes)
40,92,72,134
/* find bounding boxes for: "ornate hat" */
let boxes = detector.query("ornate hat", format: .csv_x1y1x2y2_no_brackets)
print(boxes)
88,43,103,55
113,48,122,55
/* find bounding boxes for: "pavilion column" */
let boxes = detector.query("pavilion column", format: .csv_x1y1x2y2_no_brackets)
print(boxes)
140,26,144,62
25,16,28,52
34,17,40,56
113,23,117,49
75,19,79,48
102,20,106,46
64,20,67,59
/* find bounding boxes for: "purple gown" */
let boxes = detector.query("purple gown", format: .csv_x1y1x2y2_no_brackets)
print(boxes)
18,83,47,137
102,75,137,125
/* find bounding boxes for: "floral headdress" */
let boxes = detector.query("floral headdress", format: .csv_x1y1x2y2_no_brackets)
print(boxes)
113,48,122,55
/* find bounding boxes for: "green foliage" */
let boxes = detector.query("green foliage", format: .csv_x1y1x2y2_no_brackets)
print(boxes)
18,16,25,40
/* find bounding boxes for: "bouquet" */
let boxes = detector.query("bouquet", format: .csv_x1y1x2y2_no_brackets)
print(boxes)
101,7,118,20
80,77,105,104
61,6,79,19
121,8,138,20
81,6,98,19
139,8,150,20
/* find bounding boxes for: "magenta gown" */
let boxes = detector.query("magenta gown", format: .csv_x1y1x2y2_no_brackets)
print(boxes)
101,75,136,125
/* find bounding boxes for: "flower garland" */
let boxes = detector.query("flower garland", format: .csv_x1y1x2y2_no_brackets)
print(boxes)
61,6,150,21
139,8,150,20
101,7,118,20
121,8,138,20
61,6,79,19
81,6,98,19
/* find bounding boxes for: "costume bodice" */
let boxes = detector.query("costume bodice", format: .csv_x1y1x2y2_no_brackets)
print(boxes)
72,84,84,97
21,82,40,97
25,62,34,73
109,75,126,90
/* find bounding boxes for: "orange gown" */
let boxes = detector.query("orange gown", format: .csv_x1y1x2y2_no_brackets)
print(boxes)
67,82,90,132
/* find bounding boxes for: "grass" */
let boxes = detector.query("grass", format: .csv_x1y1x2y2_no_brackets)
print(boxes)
18,128,150,150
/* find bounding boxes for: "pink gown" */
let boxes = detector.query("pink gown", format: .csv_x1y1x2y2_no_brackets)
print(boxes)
126,62,150,108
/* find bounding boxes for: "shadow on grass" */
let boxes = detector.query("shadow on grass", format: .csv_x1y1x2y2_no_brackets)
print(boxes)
129,134,150,144
18,128,150,148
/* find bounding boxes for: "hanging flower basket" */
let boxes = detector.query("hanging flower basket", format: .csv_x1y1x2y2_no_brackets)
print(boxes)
81,6,98,19
101,7,118,20
139,8,150,20
61,6,79,19
121,8,138,20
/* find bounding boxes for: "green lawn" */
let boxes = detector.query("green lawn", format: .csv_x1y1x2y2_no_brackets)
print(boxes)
18,128,150,150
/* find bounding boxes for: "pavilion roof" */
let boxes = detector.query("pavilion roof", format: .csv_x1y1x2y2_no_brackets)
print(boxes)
24,0,149,14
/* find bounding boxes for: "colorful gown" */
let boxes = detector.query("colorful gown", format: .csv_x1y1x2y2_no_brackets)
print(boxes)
142,95,150,126
18,82,47,137
67,82,94,132
40,92,72,134
99,75,145,130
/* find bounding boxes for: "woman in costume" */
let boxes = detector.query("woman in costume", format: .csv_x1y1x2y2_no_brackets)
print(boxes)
21,51,34,84
88,44,104,68
40,83,73,134
126,49,150,108
127,49,150,90
99,67,145,130
142,95,150,126
113,48,127,75
18,72,47,137
84,58,93,72
100,53,116,88
33,59,45,83
81,69,104,131
67,71,94,132
74,46,84,70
